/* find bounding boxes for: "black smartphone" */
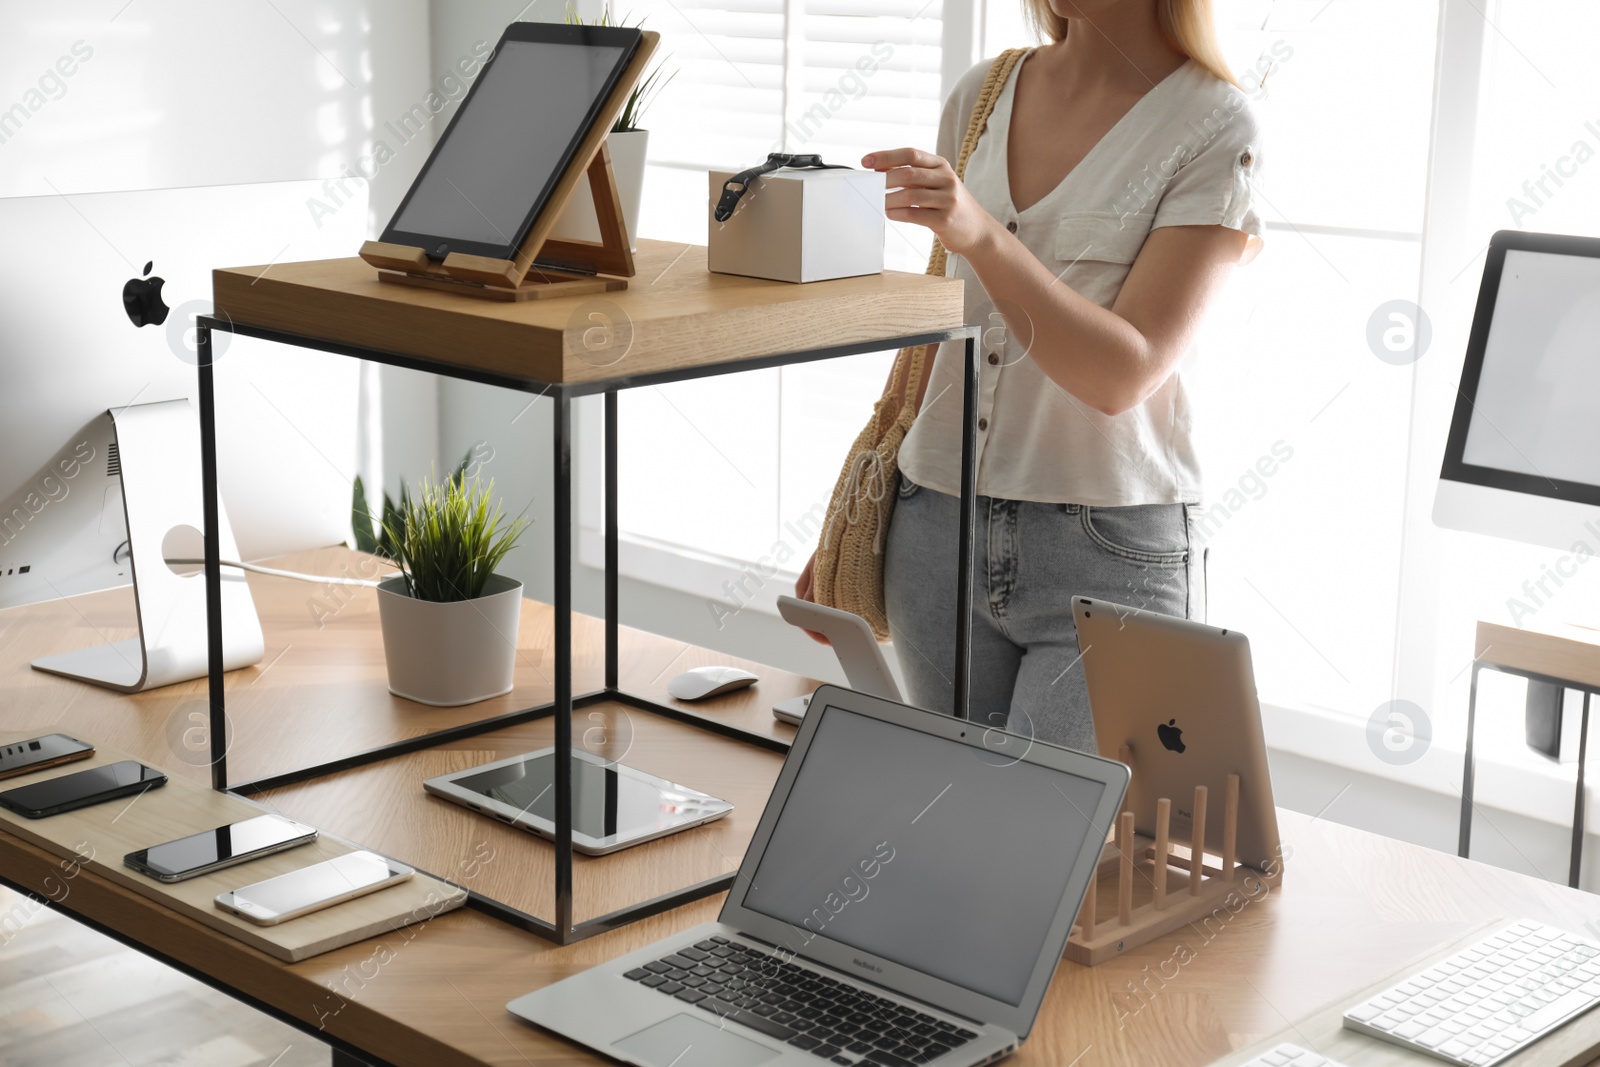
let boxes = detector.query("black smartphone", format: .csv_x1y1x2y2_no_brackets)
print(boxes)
125,813,318,883
0,760,167,819
0,733,95,781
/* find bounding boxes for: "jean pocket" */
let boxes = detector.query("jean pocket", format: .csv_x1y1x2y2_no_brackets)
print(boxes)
896,472,922,500
1081,504,1189,565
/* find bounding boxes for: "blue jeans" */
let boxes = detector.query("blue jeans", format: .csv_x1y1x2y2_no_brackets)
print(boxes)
882,473,1205,752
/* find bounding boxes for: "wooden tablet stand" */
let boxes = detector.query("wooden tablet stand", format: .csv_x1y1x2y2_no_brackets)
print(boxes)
1065,746,1283,966
358,30,659,303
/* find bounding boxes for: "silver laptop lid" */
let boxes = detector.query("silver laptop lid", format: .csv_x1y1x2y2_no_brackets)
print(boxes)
719,685,1128,1039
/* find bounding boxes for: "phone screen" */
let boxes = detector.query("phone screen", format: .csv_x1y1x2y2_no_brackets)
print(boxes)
0,760,165,816
130,814,315,878
0,734,94,780
225,851,408,920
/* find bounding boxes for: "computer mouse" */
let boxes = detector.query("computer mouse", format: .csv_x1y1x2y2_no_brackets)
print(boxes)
667,666,758,701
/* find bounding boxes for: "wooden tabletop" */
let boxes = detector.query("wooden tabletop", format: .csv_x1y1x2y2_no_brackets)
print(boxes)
5,551,1600,1066
211,241,966,388
1477,619,1600,692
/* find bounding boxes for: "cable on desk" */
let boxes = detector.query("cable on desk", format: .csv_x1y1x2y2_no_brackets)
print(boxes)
163,558,393,587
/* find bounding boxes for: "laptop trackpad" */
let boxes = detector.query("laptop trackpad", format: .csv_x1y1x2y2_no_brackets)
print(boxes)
615,1013,781,1066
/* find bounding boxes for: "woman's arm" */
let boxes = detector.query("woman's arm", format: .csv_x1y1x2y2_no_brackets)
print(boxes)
865,148,1247,417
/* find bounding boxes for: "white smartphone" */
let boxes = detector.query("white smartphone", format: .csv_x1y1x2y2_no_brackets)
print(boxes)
215,850,413,926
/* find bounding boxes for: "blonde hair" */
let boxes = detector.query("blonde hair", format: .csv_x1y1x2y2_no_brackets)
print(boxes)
1022,0,1239,88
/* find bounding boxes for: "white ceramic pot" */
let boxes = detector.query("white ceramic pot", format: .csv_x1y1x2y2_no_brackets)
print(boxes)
375,572,522,707
548,129,648,253
607,128,648,253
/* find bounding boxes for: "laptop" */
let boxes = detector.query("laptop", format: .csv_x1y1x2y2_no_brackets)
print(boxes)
507,684,1129,1067
1072,596,1282,872
772,596,902,724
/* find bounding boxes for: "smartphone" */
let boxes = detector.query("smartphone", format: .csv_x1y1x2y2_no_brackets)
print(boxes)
124,813,319,883
0,733,95,781
0,759,167,819
215,850,414,926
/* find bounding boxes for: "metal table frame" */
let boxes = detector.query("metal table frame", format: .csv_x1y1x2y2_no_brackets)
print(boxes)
1458,659,1596,888
194,316,981,945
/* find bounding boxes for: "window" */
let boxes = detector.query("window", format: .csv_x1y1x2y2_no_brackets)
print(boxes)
1421,0,1600,755
1186,0,1441,722
587,0,953,599
598,0,1600,768
976,0,1441,724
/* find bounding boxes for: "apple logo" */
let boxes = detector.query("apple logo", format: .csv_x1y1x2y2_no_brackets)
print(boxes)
1156,718,1186,754
122,260,170,327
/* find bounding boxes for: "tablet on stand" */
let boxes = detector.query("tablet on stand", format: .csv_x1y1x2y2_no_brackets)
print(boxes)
359,22,658,301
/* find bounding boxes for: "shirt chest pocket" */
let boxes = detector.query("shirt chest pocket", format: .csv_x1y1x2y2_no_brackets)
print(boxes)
1053,212,1153,306
1054,212,1153,265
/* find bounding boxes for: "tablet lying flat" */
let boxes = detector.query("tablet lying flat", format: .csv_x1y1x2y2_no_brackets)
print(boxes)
380,22,641,263
423,748,733,855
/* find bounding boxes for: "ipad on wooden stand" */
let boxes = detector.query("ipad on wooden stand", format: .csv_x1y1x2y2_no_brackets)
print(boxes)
359,22,659,301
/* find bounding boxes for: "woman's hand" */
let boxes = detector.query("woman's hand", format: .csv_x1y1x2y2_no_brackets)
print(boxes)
863,148,999,257
792,553,832,646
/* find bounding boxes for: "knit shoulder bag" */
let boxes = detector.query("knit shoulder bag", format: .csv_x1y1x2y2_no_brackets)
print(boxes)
811,48,1027,640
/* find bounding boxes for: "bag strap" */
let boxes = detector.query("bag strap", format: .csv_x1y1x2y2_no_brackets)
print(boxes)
924,47,1029,281
894,47,1029,412
714,153,850,222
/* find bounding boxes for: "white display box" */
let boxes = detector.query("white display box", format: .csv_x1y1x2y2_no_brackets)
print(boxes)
707,167,886,283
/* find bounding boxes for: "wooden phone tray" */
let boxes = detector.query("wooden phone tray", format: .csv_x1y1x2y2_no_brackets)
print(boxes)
0,733,466,962
359,30,660,302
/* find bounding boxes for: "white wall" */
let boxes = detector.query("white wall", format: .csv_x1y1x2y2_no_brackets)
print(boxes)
1,1,441,514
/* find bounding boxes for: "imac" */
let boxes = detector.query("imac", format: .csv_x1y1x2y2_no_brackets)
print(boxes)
0,180,366,688
1435,229,1600,758
1435,230,1600,551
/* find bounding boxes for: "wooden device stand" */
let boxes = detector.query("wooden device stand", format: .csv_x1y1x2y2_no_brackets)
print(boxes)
1065,746,1283,967
358,30,659,303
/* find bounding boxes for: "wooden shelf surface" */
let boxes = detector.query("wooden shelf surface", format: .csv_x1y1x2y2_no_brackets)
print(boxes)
254,706,786,925
212,242,965,387
0,547,804,789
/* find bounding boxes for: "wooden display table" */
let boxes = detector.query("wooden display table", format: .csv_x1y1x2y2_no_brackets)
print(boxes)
204,242,977,943
1461,618,1600,886
7,558,1600,1065
215,243,964,386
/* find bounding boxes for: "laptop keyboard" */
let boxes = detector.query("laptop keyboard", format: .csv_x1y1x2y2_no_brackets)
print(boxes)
625,935,981,1065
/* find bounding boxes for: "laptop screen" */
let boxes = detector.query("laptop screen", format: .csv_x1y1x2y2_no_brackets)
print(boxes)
740,705,1106,1006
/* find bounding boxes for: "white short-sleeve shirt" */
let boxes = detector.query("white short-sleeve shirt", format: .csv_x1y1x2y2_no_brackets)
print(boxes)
897,51,1265,506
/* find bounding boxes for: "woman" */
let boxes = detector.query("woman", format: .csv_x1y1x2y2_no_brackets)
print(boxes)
798,0,1263,751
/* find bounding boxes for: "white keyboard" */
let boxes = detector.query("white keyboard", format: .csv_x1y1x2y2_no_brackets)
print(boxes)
1235,1042,1351,1066
1342,919,1600,1066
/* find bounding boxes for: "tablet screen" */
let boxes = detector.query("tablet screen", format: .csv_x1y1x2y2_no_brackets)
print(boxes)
384,30,634,258
448,752,730,843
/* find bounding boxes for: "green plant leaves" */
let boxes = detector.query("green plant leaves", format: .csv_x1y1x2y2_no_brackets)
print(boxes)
351,474,378,555
351,448,477,563
380,471,527,603
563,0,674,132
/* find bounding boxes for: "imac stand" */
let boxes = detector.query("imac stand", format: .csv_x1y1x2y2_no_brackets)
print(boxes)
31,399,263,692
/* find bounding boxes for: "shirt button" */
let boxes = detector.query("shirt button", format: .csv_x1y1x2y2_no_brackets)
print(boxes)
977,417,989,431
986,352,999,366
1240,150,1254,167
1006,220,1018,233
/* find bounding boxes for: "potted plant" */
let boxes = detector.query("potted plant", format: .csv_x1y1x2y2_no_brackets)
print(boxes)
372,471,528,707
552,3,675,252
